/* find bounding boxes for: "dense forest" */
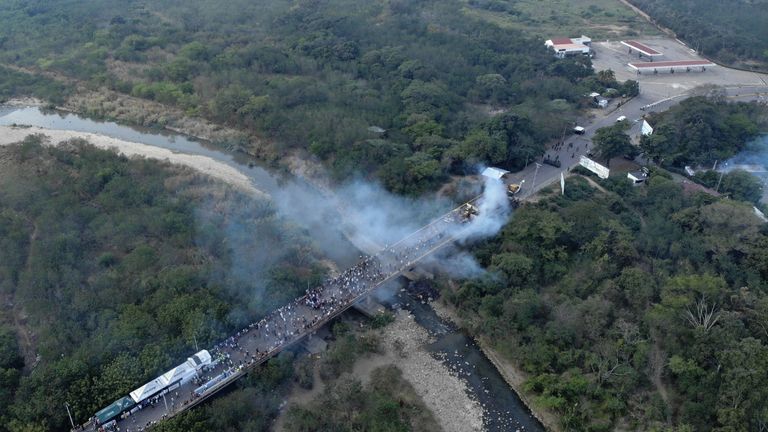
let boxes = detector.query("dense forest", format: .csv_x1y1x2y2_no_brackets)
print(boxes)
0,0,616,194
2,1,768,431
447,171,768,430
627,0,768,70
0,137,327,431
641,97,767,167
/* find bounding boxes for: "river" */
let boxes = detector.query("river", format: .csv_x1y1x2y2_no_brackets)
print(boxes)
0,105,545,432
387,284,545,432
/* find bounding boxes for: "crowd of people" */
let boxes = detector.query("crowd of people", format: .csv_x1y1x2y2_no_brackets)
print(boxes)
88,205,470,432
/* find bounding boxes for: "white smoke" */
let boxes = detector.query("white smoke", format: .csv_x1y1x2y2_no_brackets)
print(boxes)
455,175,512,243
420,247,487,279
267,168,512,279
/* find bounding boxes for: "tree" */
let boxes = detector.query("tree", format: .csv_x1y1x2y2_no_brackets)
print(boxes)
592,124,637,167
621,80,639,97
490,252,533,286
474,73,510,103
715,338,768,430
720,169,763,204
683,296,721,332
596,69,616,86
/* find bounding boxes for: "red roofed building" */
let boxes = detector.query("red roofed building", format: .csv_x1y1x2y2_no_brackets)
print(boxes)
621,40,662,58
545,35,592,58
548,37,573,45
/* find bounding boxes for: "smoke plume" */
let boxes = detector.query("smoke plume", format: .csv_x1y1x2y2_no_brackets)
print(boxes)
270,168,511,279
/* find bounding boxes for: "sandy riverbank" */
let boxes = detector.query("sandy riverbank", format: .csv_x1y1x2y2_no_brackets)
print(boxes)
0,124,263,196
277,310,485,432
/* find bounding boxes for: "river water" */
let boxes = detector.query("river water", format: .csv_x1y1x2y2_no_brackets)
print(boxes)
0,106,545,432
389,285,545,432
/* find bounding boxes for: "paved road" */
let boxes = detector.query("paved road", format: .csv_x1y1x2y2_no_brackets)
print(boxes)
80,203,485,432
505,85,768,197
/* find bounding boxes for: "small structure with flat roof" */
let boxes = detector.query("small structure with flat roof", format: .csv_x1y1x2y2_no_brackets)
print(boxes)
481,167,510,180
621,40,662,60
628,59,716,74
303,335,328,354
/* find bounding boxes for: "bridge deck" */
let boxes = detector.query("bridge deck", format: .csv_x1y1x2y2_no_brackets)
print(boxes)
82,201,481,432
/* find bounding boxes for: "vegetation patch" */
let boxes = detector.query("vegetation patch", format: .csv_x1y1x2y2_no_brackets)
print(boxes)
641,96,768,167
0,0,633,194
0,136,325,431
285,365,442,432
447,172,768,430
462,0,659,39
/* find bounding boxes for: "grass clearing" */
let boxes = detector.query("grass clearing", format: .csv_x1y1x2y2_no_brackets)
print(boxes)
461,0,659,40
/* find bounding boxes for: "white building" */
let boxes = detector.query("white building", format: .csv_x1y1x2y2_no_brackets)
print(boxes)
641,119,654,136
545,35,592,58
481,167,510,180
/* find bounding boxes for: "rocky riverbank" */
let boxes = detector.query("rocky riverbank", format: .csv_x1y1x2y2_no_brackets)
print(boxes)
431,299,561,432
381,311,485,432
278,310,485,432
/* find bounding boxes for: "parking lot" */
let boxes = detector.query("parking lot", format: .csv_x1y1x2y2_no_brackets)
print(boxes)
591,36,768,100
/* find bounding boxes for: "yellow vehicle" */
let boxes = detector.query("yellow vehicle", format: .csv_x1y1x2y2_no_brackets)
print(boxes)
507,183,522,195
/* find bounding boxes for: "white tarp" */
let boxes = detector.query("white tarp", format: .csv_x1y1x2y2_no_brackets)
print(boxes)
579,156,610,179
481,167,509,180
641,119,654,136
130,377,166,403
560,172,565,195
129,350,211,403
187,349,212,370
160,362,196,387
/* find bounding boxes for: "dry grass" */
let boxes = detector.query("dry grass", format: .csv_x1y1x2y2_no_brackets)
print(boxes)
460,0,660,39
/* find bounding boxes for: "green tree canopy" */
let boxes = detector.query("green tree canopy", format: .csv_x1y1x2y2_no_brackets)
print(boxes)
592,123,636,167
